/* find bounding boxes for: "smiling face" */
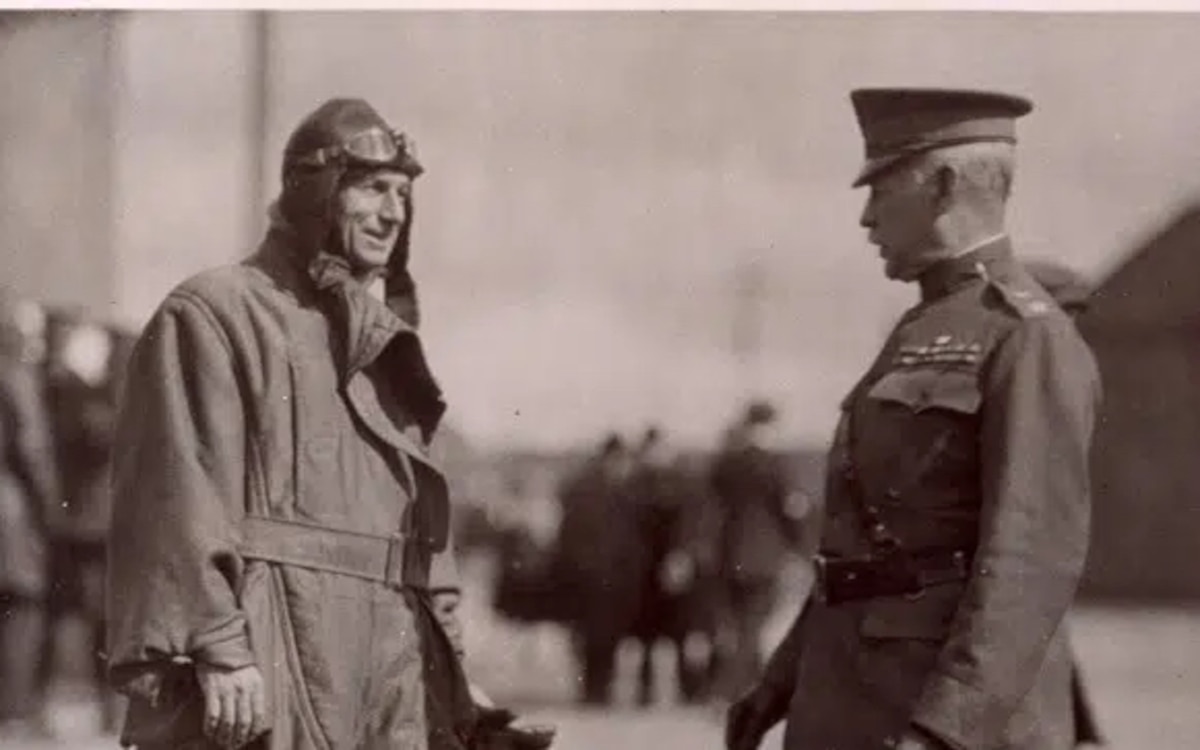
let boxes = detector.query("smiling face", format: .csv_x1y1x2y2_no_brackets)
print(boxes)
333,168,412,275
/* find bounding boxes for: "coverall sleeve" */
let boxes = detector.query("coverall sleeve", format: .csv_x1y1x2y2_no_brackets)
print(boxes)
106,290,254,689
911,317,1099,748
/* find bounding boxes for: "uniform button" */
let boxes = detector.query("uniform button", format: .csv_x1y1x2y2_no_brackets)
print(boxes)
873,523,887,534
886,488,901,500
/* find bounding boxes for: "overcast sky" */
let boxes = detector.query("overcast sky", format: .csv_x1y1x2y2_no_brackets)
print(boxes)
112,12,1200,450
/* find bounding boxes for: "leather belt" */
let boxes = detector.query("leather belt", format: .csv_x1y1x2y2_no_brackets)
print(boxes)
238,515,427,589
813,548,972,605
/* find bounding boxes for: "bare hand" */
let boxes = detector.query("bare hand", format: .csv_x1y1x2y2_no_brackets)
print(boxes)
195,663,267,748
895,728,949,750
473,703,556,750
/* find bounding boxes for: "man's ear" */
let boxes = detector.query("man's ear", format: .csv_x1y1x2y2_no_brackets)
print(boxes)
932,164,959,215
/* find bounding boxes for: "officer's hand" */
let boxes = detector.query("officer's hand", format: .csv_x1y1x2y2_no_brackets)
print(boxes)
474,704,556,750
196,663,267,748
481,723,557,750
433,589,465,657
724,684,787,750
895,728,951,750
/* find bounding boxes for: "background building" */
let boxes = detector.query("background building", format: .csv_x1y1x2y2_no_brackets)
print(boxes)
1079,205,1200,601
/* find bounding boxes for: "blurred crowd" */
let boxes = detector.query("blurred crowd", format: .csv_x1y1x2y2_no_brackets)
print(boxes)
0,289,135,739
484,401,823,709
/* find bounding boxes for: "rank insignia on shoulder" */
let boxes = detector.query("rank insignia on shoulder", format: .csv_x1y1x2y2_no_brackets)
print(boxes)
894,337,982,368
990,279,1053,318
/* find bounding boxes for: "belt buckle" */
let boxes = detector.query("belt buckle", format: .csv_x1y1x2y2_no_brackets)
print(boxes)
384,534,407,590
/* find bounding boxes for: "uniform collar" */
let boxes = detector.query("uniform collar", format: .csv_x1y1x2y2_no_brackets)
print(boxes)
918,234,1014,302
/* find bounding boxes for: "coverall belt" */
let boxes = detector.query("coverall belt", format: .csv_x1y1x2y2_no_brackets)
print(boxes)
238,515,423,588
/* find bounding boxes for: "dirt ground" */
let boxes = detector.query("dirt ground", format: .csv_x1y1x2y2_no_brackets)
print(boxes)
17,554,1200,750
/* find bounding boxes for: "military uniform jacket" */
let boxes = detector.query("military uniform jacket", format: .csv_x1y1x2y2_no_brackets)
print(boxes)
776,238,1100,750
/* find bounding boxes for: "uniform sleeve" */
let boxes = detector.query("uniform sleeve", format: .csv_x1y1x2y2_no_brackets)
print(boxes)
911,317,1099,748
106,291,254,689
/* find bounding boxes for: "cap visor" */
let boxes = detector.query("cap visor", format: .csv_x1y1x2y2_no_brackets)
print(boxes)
852,153,911,188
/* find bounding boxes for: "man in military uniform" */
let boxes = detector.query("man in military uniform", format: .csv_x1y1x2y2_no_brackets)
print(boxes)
726,88,1100,750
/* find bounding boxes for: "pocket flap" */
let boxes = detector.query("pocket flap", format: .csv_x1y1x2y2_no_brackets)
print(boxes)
867,369,981,414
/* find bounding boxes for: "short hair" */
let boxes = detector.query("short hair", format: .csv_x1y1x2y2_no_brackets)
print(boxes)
913,140,1016,202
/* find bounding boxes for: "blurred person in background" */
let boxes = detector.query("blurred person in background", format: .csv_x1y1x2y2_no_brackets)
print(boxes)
726,88,1100,750
105,98,550,750
551,432,643,706
492,472,568,627
38,308,123,734
0,293,59,739
627,426,722,707
708,400,805,703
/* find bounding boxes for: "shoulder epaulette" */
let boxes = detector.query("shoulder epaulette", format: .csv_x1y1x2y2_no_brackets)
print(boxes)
988,277,1053,319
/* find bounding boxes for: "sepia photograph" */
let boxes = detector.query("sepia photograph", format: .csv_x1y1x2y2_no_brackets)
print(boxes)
1,6,1199,750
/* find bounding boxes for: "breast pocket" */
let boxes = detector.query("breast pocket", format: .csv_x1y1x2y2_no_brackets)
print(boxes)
867,368,981,416
287,351,347,517
865,368,981,501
